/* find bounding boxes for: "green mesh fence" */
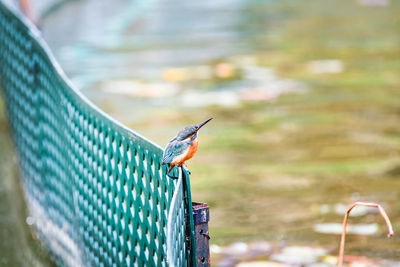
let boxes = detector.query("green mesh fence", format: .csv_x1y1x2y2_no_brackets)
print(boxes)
0,2,196,266
167,174,187,267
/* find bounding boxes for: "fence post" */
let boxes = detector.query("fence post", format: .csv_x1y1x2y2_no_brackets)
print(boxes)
192,202,210,266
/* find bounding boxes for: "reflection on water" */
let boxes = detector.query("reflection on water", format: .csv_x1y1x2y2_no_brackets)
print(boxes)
41,0,400,262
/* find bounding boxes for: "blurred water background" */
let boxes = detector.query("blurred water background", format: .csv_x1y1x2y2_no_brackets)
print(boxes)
1,0,400,265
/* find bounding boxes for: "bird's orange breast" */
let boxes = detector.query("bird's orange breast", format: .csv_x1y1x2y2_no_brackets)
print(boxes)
182,139,198,162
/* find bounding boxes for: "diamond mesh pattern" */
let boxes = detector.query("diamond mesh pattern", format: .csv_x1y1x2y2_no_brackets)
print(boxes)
0,2,195,266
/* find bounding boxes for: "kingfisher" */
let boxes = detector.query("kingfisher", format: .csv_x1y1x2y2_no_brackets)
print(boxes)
162,118,212,179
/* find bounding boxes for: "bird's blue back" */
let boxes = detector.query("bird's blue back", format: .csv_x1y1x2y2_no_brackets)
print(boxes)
162,138,190,164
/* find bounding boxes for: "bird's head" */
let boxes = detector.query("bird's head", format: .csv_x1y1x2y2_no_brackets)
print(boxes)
176,118,213,141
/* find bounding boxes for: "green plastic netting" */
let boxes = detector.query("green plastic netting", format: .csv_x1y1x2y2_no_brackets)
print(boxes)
0,2,196,266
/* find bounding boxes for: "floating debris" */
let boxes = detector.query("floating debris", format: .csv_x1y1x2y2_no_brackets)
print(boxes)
217,257,239,267
163,65,222,82
242,66,275,82
334,203,377,217
211,244,222,254
270,246,327,265
314,223,378,235
357,0,390,6
236,261,289,267
26,216,35,226
213,241,272,266
319,203,377,217
239,79,306,101
100,80,179,98
215,63,235,79
307,60,344,74
229,55,257,67
306,263,334,267
240,66,306,101
319,204,331,215
222,242,249,256
321,256,338,265
163,68,191,82
181,90,240,107
247,241,272,257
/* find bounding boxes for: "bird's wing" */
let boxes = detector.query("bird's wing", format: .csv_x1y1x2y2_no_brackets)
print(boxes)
162,140,189,164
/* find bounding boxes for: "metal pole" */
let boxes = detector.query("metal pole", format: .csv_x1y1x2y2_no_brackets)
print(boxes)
192,202,210,266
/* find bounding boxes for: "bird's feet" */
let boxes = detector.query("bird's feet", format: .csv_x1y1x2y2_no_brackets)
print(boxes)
167,174,179,180
181,165,191,175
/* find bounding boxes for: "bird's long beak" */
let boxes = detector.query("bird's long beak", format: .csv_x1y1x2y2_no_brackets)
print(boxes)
196,118,213,131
